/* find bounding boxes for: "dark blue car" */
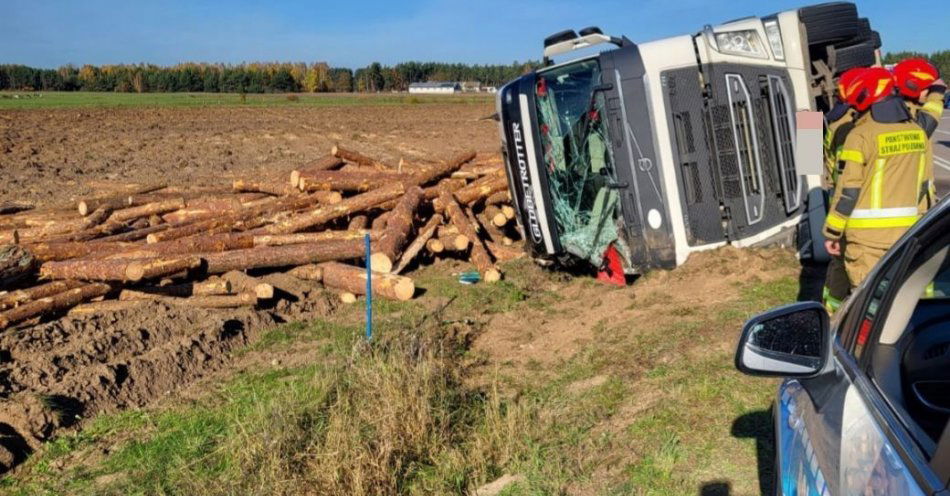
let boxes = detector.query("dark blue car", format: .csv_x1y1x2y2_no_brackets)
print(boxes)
735,198,950,494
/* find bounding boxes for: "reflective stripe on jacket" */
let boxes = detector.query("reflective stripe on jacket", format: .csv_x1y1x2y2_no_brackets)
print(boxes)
823,107,855,187
908,84,947,139
823,111,933,249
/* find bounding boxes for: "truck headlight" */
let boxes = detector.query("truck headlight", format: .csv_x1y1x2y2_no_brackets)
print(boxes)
714,29,768,59
763,20,785,60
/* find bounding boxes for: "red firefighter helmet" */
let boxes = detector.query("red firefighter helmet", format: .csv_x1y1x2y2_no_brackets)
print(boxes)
840,67,894,112
837,67,868,100
892,58,939,99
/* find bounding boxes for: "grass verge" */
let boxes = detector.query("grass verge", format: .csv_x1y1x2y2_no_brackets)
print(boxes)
2,249,800,495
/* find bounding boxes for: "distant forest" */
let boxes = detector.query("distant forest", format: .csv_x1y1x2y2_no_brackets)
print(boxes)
0,61,540,93
0,51,946,94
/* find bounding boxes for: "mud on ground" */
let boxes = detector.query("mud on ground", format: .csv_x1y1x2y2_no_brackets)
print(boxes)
0,100,497,472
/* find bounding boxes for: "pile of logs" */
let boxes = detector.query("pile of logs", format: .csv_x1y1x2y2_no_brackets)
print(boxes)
0,146,524,330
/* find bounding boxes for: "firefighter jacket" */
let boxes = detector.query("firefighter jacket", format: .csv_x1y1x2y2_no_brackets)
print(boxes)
908,82,947,138
823,103,856,187
823,97,934,250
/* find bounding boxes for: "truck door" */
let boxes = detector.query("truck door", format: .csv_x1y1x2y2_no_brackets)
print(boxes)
598,44,677,269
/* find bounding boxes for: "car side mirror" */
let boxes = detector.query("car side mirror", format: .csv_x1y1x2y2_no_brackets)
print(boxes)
735,302,830,378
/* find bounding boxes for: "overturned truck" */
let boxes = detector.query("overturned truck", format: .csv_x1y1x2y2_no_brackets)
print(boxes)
497,2,880,274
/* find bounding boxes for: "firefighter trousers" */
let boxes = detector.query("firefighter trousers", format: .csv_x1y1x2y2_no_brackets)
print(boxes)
823,254,850,312
843,240,889,291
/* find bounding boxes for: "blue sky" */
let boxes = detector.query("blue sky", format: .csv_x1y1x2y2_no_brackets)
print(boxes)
0,0,943,68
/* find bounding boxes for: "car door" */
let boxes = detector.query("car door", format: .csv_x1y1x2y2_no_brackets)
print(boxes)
773,206,950,495
823,205,950,494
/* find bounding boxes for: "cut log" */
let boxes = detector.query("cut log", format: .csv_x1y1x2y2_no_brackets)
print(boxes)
0,280,85,311
68,299,145,316
266,182,406,234
290,156,346,187
117,291,256,308
485,190,512,206
15,220,88,243
126,257,203,281
501,205,516,220
0,201,35,216
232,179,297,197
40,256,201,282
286,264,324,282
221,271,275,300
379,177,465,210
439,188,501,283
320,262,415,301
410,150,476,187
252,230,376,247
82,206,113,230
434,175,508,210
201,240,367,274
0,283,111,330
477,213,513,246
347,215,368,230
371,211,391,232
121,280,232,299
108,233,253,259
450,171,479,180
483,205,508,227
373,186,422,269
25,241,135,262
77,184,167,215
0,245,36,288
486,242,525,262
298,170,400,193
425,238,444,254
108,198,185,223
369,253,393,274
339,292,358,304
393,214,442,275
331,145,394,170
438,232,470,252
91,224,169,243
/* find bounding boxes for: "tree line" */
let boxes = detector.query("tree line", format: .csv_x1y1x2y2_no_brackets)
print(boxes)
2,52,945,94
0,61,539,93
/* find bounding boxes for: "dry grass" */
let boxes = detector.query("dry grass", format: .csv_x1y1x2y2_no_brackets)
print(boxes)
3,248,801,495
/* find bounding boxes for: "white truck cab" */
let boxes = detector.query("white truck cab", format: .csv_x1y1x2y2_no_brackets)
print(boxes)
497,2,880,272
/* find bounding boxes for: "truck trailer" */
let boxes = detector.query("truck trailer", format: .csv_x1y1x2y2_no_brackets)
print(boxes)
496,2,880,274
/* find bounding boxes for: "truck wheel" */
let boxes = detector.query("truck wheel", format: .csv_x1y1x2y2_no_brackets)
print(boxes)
800,2,860,45
832,40,878,73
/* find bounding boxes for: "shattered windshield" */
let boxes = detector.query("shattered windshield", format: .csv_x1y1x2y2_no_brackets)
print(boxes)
535,59,620,266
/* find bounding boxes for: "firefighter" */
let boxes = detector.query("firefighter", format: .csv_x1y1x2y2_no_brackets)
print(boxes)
822,68,867,311
893,58,945,210
893,58,946,139
823,67,933,291
823,68,867,188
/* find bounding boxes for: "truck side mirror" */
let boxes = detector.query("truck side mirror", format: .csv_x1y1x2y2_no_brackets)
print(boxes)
735,302,830,378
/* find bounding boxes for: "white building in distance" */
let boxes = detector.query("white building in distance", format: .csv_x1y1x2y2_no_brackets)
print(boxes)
408,82,461,94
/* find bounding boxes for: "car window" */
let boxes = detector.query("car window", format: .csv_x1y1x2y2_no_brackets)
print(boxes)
865,232,950,457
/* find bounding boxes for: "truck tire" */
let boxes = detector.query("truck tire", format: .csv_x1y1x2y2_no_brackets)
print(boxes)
833,40,877,73
800,2,860,46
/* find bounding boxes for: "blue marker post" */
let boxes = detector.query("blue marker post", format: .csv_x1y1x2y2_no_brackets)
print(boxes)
364,233,373,342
